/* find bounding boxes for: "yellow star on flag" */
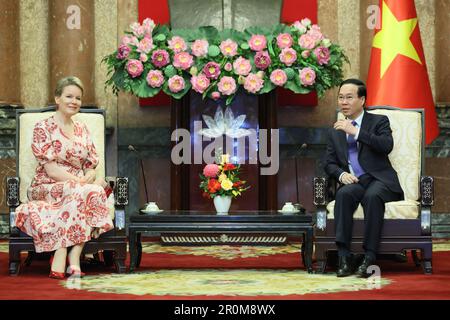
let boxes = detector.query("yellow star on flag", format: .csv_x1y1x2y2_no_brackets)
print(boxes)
372,0,422,78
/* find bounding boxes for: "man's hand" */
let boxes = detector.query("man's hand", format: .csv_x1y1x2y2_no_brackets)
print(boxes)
80,170,96,184
333,119,358,135
340,172,359,185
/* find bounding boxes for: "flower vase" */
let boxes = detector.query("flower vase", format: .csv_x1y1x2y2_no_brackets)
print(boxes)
213,196,232,215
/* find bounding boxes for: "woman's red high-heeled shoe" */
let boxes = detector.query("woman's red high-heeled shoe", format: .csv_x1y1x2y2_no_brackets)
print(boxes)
66,265,85,277
49,270,66,279
49,255,66,279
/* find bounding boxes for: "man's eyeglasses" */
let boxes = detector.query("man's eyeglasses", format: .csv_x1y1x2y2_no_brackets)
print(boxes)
338,95,358,102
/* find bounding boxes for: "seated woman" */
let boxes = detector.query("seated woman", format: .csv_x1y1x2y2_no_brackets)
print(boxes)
15,76,114,279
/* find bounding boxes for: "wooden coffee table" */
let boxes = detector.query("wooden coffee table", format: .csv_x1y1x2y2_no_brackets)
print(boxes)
128,211,314,273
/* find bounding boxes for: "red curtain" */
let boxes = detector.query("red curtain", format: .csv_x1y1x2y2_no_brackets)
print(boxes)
278,0,318,107
138,0,171,107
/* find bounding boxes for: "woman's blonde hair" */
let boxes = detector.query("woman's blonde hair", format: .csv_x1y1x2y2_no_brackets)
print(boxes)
54,76,84,97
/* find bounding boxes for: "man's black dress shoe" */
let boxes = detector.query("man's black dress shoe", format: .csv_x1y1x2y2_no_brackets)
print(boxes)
336,255,353,277
355,256,375,278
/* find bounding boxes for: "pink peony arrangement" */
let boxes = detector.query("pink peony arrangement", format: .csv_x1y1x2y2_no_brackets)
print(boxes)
203,61,221,79
151,49,170,68
270,69,288,86
103,17,347,103
168,75,185,93
146,70,164,88
126,59,144,78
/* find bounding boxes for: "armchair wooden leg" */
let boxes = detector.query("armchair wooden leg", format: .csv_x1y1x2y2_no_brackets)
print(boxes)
315,247,328,273
420,246,433,274
114,258,127,274
24,251,36,267
114,246,127,274
9,262,20,276
411,250,421,267
103,250,114,267
9,248,21,276
422,260,432,274
316,260,327,274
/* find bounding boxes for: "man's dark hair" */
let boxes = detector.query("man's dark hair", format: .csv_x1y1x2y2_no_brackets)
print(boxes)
339,78,366,99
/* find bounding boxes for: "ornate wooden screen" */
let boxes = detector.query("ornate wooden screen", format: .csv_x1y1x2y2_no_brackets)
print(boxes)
171,90,277,211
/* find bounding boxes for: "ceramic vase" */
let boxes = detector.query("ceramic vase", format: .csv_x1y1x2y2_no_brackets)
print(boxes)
213,195,232,215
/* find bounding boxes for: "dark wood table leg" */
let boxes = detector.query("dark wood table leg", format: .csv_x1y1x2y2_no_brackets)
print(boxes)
304,228,314,273
301,234,306,267
136,233,142,268
129,228,137,272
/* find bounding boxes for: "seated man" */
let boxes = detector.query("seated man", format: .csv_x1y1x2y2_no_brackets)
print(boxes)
324,78,404,277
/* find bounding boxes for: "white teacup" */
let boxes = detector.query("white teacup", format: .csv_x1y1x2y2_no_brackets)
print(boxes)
145,202,159,211
282,202,294,212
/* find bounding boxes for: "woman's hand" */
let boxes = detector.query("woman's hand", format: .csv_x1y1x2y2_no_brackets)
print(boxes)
80,170,96,184
93,177,107,188
44,161,82,183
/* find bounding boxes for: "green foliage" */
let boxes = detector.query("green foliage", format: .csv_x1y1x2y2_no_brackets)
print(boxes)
207,45,221,57
219,29,246,42
198,26,219,42
164,65,177,78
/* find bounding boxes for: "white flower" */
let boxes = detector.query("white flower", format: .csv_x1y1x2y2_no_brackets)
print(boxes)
198,107,251,138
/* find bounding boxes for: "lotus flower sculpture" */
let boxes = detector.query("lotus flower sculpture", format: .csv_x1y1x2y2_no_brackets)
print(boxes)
198,107,252,139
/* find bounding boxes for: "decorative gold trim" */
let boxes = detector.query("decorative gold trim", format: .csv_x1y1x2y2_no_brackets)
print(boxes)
161,234,287,244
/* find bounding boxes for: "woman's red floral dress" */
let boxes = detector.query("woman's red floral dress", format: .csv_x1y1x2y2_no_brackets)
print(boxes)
15,116,114,253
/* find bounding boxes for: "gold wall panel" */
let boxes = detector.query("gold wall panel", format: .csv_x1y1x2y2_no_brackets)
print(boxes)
0,1,20,104
20,0,49,108
94,0,118,127
436,0,450,103
49,0,95,105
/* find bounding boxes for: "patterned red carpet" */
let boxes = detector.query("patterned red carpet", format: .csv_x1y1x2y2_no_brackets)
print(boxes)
1,241,450,300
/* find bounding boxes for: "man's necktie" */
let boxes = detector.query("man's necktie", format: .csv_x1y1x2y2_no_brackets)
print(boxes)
347,121,365,177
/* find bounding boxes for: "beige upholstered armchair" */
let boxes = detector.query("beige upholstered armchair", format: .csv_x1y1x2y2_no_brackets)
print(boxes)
7,107,129,275
314,106,434,274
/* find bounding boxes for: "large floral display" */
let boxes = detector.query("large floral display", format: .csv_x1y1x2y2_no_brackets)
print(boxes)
103,18,348,105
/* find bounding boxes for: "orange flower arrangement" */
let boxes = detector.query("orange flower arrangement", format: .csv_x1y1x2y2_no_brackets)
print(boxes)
199,154,249,199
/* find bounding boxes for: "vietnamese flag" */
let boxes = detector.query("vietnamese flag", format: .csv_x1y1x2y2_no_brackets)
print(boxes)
366,0,439,144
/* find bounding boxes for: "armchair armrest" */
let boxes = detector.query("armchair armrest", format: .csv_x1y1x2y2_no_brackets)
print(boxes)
314,177,328,230
105,176,129,206
313,177,328,206
6,177,20,236
420,176,434,206
106,176,129,231
114,177,129,206
420,176,433,233
7,176,20,207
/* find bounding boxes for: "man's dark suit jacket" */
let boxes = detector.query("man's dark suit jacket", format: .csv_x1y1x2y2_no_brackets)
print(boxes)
324,111,404,198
